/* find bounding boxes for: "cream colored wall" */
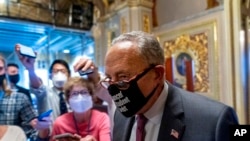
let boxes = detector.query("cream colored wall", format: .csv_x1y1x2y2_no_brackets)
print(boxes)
153,0,246,124
155,0,226,27
156,0,207,26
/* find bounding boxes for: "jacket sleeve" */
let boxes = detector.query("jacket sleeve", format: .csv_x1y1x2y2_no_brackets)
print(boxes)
215,106,239,141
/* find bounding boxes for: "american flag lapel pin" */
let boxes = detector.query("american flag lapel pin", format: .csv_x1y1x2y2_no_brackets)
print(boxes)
170,129,179,139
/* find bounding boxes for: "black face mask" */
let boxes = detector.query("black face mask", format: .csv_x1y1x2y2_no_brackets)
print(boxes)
0,74,6,86
8,74,20,84
107,65,158,117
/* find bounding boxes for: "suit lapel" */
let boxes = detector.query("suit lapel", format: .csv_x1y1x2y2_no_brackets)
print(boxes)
157,84,186,141
113,83,186,141
113,110,135,141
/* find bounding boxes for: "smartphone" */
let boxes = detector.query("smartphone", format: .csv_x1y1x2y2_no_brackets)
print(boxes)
38,109,53,121
19,44,36,58
53,133,74,140
78,69,94,76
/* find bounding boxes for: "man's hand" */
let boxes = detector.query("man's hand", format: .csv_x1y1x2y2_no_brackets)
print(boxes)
73,57,97,73
30,117,52,130
54,133,81,141
73,57,100,84
15,44,36,70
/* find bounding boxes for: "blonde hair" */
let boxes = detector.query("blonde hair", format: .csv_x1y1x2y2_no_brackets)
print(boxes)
0,55,12,95
63,76,95,100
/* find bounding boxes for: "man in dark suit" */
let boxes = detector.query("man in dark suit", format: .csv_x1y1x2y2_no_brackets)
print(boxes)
94,31,238,141
7,63,32,104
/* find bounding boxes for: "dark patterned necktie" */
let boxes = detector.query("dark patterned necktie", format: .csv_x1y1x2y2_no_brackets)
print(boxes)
136,114,148,141
59,92,67,115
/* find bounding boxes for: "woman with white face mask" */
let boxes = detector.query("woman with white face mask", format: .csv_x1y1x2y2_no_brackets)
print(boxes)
50,77,111,141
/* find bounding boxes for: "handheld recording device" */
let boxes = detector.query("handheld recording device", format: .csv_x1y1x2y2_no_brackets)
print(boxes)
78,69,94,76
53,133,74,140
38,109,53,121
19,44,36,58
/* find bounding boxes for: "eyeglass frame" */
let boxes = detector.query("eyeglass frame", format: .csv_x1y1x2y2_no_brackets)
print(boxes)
100,64,156,90
52,69,68,74
69,90,91,98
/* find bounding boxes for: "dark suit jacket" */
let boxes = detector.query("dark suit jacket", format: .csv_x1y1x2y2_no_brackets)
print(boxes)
16,85,32,104
113,83,238,141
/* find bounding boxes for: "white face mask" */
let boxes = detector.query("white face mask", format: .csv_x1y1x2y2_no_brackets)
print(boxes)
52,72,67,88
69,94,93,113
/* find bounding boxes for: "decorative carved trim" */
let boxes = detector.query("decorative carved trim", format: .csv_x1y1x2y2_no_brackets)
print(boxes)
126,0,153,8
143,15,150,32
120,17,127,34
162,20,219,100
97,0,153,22
164,33,210,93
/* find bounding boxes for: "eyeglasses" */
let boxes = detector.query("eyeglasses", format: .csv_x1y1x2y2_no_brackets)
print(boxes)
100,65,155,90
70,90,90,97
52,69,68,74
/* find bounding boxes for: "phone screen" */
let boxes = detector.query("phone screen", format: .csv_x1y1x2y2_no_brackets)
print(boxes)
78,69,94,76
19,44,36,58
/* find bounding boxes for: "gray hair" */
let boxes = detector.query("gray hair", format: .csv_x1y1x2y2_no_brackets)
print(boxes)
111,31,165,65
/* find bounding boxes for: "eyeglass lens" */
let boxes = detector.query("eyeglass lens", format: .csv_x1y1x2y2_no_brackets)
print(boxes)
70,90,89,97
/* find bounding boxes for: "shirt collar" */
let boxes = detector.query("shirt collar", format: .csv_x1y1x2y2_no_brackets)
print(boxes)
144,82,168,125
52,86,62,95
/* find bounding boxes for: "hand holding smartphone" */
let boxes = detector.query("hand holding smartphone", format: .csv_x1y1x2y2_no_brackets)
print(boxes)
53,133,80,141
38,109,53,121
34,109,53,130
78,69,94,76
19,44,36,58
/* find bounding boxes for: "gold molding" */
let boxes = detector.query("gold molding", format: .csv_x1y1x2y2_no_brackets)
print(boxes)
163,20,219,100
127,0,153,8
97,0,153,22
107,31,112,49
143,14,150,33
107,30,116,50
165,33,209,92
120,17,128,34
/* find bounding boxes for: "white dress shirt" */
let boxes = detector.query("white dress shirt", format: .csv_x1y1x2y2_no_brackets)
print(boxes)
31,85,70,121
130,83,168,141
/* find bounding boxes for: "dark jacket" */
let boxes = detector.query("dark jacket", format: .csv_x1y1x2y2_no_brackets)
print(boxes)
112,83,238,141
16,85,32,104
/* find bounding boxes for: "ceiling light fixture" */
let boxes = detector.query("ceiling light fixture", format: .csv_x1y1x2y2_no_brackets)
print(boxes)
63,49,70,53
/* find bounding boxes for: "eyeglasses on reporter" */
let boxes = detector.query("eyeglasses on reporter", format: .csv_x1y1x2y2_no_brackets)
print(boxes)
69,90,90,97
52,69,68,74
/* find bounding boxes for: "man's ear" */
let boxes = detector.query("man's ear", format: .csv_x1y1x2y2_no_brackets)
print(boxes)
154,65,165,80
